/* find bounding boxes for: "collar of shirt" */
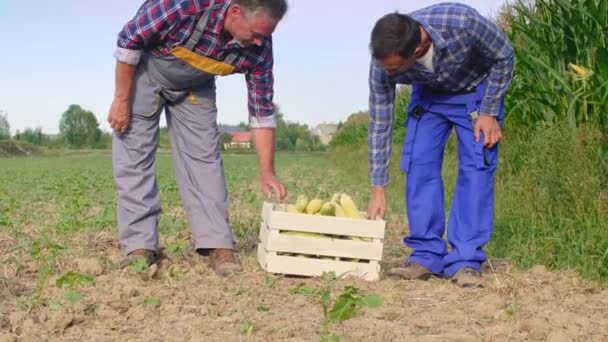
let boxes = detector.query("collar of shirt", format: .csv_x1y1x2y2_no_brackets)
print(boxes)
413,17,448,50
416,43,435,73
206,0,248,51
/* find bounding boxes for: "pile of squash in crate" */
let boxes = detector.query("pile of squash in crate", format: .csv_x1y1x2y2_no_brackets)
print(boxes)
258,193,385,281
286,193,369,218
280,193,373,257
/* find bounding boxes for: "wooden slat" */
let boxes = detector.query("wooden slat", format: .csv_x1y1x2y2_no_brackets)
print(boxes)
259,222,269,246
263,253,380,281
266,234,383,260
262,202,272,225
262,202,385,239
257,243,268,270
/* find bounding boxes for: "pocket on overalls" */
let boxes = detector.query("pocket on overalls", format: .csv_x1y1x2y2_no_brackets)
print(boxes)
130,65,164,119
465,94,492,170
473,132,497,170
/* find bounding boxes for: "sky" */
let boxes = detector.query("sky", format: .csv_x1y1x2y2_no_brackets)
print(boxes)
0,0,506,135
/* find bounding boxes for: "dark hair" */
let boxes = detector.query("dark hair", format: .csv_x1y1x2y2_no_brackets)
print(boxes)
234,0,288,22
370,13,421,59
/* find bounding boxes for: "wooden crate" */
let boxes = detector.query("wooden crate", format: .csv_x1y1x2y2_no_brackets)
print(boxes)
257,202,386,281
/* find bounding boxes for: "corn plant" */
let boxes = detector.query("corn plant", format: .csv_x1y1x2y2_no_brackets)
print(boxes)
504,0,608,133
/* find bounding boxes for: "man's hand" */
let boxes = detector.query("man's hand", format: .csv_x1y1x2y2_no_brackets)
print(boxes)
108,61,137,134
260,171,286,201
107,97,131,133
251,127,286,201
474,115,502,148
367,187,387,220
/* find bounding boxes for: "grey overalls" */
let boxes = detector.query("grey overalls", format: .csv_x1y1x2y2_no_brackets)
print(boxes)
112,1,240,255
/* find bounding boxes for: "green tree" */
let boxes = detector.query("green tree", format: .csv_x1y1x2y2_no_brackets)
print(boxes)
14,127,49,146
330,88,411,147
330,111,370,147
93,132,112,149
59,105,102,147
238,121,250,131
0,110,10,140
220,131,232,150
240,103,324,152
276,116,320,151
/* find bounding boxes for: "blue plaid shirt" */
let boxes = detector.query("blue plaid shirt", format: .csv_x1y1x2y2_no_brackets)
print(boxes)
368,2,514,187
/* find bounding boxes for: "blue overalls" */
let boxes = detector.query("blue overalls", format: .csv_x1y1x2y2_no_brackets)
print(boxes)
400,80,504,277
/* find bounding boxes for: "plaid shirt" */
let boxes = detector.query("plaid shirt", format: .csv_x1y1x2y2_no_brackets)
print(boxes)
369,2,514,186
114,0,275,127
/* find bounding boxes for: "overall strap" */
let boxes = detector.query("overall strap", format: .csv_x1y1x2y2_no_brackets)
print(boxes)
184,0,217,50
222,52,239,65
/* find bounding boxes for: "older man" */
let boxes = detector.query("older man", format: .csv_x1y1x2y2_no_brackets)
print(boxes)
108,0,288,276
366,3,514,287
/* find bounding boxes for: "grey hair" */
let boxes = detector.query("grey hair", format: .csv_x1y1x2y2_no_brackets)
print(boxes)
233,0,288,22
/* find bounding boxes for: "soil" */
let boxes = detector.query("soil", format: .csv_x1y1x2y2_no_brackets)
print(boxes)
1,231,607,341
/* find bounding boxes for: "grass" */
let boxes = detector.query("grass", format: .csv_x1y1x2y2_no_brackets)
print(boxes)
1,122,607,283
489,123,608,279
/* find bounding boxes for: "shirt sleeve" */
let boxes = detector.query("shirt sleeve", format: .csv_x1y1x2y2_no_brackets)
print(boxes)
368,58,396,187
246,40,276,128
467,8,515,116
114,0,187,65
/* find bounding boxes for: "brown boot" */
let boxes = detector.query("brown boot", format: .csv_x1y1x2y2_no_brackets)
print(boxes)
208,249,242,276
387,262,433,280
119,249,157,269
451,268,483,288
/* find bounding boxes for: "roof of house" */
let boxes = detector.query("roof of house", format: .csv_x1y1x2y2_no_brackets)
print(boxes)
230,131,252,143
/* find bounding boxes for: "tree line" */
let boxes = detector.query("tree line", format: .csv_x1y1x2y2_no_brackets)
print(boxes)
0,105,110,149
0,104,328,152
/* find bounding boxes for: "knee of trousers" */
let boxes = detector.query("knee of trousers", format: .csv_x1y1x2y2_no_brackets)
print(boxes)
406,161,443,181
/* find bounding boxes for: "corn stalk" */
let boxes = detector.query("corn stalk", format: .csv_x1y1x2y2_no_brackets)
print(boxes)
504,0,608,133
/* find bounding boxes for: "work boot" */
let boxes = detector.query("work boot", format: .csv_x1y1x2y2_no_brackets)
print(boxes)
208,249,242,276
387,262,433,280
119,249,157,269
451,268,483,288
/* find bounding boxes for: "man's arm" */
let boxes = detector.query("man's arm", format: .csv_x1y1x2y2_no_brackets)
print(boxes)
107,62,137,133
252,128,285,200
367,59,396,219
246,41,285,200
109,0,190,132
466,8,515,147
114,0,189,65
467,8,515,117
245,40,277,129
368,59,396,188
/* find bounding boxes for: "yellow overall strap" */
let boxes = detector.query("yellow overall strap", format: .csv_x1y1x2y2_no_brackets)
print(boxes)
171,0,237,76
171,47,236,76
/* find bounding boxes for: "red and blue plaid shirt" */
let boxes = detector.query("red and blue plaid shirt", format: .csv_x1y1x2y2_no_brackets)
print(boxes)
115,0,275,127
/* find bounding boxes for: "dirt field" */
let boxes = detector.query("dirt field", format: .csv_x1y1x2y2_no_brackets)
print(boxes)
1,229,607,342
1,154,606,341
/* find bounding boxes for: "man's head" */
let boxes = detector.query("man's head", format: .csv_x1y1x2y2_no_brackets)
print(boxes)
225,0,288,47
370,13,424,75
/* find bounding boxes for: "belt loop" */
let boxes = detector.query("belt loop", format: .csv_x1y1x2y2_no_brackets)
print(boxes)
410,105,426,120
